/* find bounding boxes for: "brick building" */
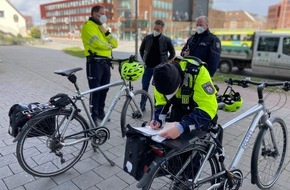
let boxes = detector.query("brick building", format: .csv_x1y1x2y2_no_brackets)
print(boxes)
223,10,265,30
267,0,290,29
40,0,176,40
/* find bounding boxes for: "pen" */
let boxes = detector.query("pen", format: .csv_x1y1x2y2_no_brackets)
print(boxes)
153,112,157,126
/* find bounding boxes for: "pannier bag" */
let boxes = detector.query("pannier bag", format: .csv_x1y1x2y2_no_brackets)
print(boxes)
8,102,55,137
123,127,155,181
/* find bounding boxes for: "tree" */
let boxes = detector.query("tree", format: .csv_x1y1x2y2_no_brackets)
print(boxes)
30,27,41,39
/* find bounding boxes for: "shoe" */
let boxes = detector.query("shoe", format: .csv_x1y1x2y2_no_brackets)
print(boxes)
141,107,146,112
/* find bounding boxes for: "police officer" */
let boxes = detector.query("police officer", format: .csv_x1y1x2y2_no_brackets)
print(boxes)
150,57,218,139
81,5,118,125
181,16,221,77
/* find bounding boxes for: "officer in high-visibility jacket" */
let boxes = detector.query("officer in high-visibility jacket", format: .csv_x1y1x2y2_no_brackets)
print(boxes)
81,5,118,125
150,57,218,139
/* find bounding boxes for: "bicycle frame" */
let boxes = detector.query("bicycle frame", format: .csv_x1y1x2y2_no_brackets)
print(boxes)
222,103,271,170
193,90,282,189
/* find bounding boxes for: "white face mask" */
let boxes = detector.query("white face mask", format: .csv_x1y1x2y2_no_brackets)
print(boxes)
165,87,179,100
99,15,107,24
196,26,205,34
153,30,161,37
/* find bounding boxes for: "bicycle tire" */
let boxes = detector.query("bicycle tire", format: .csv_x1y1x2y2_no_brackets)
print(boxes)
16,109,89,177
251,117,288,189
143,145,220,190
121,89,153,137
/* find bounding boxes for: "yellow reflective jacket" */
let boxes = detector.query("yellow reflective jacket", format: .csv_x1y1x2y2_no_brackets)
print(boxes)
81,20,118,57
154,61,218,123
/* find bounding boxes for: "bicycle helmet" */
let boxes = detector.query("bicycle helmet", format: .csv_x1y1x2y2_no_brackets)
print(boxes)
221,87,243,112
121,59,144,81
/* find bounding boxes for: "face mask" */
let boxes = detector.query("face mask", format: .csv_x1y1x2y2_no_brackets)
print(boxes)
165,87,179,100
153,30,161,37
196,26,205,34
99,15,107,24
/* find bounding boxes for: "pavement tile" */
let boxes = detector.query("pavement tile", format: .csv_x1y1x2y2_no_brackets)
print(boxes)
24,177,57,190
3,172,35,189
50,181,80,190
71,170,102,190
1,44,290,190
0,166,13,180
95,175,128,190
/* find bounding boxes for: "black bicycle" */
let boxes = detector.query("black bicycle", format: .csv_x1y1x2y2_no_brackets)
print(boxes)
14,55,154,177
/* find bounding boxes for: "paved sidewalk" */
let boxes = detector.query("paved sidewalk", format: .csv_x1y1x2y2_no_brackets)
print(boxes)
0,45,289,190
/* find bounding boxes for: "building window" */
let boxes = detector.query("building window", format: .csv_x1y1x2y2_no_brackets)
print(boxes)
0,11,4,18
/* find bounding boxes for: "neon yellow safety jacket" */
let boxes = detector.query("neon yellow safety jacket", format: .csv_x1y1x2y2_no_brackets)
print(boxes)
154,59,218,132
81,20,118,57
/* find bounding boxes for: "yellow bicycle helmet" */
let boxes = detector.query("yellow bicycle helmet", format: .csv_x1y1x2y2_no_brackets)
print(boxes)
121,58,144,81
221,86,243,112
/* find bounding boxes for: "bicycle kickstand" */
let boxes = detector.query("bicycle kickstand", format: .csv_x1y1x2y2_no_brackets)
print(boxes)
92,144,115,166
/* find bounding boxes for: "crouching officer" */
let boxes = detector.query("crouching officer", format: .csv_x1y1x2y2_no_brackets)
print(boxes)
150,57,218,139
81,5,118,125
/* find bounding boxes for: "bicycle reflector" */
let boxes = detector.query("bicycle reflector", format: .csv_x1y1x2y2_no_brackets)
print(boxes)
121,60,144,81
220,86,243,112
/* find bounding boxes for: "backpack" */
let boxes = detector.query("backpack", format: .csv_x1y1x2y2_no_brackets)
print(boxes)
8,102,52,137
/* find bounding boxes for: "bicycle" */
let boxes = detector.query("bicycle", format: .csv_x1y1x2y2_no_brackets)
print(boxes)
14,55,154,177
133,78,289,190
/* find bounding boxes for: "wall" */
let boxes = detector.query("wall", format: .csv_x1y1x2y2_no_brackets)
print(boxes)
0,0,27,36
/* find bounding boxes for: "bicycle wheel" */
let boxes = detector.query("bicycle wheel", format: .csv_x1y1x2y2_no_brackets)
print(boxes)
121,89,153,137
251,117,288,189
16,109,89,177
143,145,220,190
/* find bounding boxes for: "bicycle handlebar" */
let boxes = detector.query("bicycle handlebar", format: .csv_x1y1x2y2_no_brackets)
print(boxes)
225,78,290,91
225,78,290,100
107,55,137,64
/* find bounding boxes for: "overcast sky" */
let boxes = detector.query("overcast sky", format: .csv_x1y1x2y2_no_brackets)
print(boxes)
212,0,281,16
8,0,282,24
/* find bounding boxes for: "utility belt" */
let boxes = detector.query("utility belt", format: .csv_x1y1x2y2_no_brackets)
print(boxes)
87,50,113,68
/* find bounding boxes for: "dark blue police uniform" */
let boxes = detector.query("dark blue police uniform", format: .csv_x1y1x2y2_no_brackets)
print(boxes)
181,29,221,76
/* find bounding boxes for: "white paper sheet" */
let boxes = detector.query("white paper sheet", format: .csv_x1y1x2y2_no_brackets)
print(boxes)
133,126,166,142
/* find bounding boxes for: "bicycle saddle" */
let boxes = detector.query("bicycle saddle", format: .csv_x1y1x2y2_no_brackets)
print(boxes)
54,67,83,76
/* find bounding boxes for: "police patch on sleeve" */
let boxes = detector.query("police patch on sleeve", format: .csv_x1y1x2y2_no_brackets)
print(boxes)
202,82,215,95
216,42,221,49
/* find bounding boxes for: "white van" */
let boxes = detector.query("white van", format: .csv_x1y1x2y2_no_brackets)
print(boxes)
219,32,290,79
251,32,290,79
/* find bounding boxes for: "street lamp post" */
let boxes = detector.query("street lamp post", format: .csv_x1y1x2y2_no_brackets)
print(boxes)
135,0,138,57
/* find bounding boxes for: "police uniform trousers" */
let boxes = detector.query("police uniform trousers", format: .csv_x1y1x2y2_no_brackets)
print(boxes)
86,57,111,120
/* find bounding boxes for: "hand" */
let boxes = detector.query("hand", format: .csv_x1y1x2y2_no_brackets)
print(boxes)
150,120,161,130
159,122,181,139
